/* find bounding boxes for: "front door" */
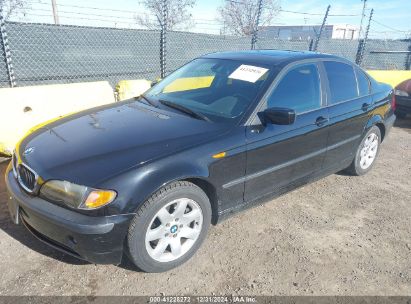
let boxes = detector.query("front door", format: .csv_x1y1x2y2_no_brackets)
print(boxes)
244,62,329,202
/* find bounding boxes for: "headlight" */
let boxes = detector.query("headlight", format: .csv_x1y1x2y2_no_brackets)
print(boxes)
40,180,117,210
395,89,409,97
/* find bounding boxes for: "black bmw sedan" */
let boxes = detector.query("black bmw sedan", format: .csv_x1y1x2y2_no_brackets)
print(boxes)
5,50,396,272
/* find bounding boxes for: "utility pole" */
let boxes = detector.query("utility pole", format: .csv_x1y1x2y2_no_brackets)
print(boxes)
51,0,59,25
312,5,330,52
251,0,263,50
358,0,367,39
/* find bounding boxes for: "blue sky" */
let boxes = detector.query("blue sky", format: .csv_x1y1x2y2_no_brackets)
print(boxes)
9,0,411,39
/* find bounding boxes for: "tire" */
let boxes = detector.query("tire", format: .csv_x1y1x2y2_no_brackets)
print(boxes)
345,126,381,176
127,181,211,273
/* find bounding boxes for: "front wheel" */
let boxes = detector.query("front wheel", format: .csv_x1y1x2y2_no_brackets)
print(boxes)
345,126,381,176
127,181,211,272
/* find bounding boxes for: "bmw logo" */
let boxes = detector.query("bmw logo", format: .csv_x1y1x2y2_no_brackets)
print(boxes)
170,225,178,234
23,147,35,155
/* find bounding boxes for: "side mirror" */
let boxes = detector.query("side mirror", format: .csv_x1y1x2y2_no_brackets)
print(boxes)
263,107,296,125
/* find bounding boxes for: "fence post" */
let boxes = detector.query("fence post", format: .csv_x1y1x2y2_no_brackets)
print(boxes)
251,0,263,50
308,39,314,52
356,8,373,66
311,5,330,52
159,0,167,79
355,39,364,65
405,39,411,70
0,5,16,87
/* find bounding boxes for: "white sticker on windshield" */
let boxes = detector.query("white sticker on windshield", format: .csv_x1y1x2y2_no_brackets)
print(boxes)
228,65,269,83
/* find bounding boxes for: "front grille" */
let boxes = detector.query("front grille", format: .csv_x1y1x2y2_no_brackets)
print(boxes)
18,165,36,191
13,152,39,193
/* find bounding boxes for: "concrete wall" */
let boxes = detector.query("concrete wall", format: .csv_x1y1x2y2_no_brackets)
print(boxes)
0,81,115,155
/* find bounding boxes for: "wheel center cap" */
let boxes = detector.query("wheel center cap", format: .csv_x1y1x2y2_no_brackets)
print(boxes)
170,225,178,234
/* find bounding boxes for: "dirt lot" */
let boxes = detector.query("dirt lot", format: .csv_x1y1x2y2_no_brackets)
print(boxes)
0,119,410,296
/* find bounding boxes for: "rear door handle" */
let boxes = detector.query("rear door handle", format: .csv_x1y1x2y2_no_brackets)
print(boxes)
362,103,370,111
315,116,329,127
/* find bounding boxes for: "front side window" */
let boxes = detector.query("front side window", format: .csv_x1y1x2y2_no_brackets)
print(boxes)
267,63,321,113
146,58,274,123
324,61,358,104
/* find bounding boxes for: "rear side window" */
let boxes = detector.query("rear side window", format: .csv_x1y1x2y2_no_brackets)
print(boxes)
356,69,371,96
324,61,358,104
268,63,321,113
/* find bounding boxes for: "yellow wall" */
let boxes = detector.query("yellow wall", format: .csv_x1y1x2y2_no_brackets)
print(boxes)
0,81,115,155
163,76,214,93
367,70,411,88
116,79,151,101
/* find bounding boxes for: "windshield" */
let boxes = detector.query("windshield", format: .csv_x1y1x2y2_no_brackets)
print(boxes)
145,58,274,123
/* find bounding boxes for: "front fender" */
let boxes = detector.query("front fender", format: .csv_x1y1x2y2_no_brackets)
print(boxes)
101,156,211,215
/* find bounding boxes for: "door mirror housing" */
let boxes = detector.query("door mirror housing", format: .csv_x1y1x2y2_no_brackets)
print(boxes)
262,107,296,125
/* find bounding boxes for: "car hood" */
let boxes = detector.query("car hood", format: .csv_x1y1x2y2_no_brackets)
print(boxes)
18,100,231,186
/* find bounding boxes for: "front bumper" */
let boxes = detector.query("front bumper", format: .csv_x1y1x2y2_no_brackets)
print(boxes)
5,164,134,265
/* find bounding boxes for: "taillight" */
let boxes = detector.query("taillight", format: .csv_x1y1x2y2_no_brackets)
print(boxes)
391,93,396,111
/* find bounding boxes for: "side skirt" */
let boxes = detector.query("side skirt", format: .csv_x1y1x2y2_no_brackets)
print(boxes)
215,157,353,224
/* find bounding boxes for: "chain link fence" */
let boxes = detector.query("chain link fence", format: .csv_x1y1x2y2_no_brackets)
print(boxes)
4,22,161,87
167,31,250,73
362,39,411,70
0,20,410,89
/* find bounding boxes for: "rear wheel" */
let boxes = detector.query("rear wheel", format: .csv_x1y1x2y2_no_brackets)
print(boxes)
345,126,381,176
127,181,211,273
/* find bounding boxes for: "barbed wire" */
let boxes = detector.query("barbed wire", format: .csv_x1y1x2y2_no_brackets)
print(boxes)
279,9,360,17
4,0,411,38
371,19,410,33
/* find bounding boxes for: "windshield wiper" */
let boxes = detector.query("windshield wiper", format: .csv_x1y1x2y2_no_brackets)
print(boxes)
137,94,158,108
159,99,211,122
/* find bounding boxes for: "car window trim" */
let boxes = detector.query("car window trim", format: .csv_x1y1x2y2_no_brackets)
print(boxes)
354,65,361,97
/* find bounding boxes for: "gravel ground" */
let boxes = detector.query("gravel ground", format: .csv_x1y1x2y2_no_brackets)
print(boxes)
0,119,410,296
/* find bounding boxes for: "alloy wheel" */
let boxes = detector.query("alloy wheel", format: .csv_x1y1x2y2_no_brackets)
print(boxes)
359,132,379,170
145,198,203,262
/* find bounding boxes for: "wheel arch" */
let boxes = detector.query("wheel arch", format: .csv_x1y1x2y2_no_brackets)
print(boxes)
184,177,219,225
375,122,386,142
119,160,219,223
364,114,386,142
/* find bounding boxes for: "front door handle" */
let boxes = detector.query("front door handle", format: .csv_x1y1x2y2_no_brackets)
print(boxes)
362,103,370,111
315,116,329,127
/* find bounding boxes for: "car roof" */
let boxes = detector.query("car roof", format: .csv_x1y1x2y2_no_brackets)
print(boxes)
201,49,342,67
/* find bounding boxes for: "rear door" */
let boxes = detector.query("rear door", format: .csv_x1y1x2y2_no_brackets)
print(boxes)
321,61,373,171
244,62,329,202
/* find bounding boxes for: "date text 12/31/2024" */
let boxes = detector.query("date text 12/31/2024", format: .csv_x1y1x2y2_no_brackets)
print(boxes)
149,296,257,303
